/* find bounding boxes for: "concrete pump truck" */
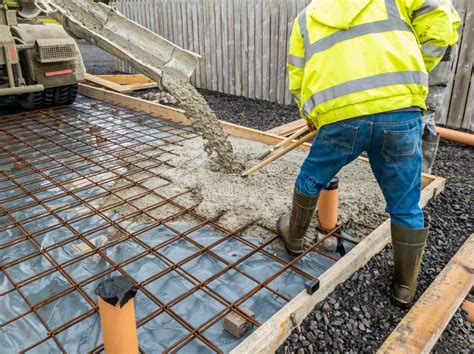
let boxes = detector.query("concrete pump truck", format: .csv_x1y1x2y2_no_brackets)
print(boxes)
0,0,85,110
1,0,199,111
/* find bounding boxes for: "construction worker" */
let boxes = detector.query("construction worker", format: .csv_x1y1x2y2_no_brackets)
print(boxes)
422,3,460,174
278,0,459,305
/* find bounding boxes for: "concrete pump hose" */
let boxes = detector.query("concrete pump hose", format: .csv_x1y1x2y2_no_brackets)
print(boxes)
436,127,474,147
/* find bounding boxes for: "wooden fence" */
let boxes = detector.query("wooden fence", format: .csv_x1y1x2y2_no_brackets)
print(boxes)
438,0,473,131
112,0,473,130
112,0,307,105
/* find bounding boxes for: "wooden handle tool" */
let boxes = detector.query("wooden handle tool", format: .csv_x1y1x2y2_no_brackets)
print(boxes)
241,130,317,177
257,125,309,160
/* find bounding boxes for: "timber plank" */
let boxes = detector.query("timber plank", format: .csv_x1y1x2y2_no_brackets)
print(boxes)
262,0,271,101
267,118,306,135
277,0,288,104
379,234,474,354
97,75,155,84
85,73,132,93
214,0,224,93
78,84,190,126
221,0,229,94
234,0,242,96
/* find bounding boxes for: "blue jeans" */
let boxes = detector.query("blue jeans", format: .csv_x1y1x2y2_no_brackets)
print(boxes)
296,111,424,229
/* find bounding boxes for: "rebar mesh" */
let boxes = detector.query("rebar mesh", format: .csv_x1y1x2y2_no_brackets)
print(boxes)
0,97,358,353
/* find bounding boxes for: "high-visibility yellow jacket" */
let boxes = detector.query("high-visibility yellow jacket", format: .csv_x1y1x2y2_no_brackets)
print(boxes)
288,0,460,128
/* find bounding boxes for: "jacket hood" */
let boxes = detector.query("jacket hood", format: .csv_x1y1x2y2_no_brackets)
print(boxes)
308,0,373,30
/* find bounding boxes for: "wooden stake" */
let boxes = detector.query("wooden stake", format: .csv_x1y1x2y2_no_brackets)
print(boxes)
241,130,317,177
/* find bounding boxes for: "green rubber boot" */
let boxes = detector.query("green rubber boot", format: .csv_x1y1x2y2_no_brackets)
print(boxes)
391,223,429,305
422,133,440,174
277,188,319,257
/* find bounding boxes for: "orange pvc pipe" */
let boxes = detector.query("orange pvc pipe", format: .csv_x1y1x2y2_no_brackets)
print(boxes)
98,297,139,354
436,127,474,146
318,178,339,231
463,300,474,323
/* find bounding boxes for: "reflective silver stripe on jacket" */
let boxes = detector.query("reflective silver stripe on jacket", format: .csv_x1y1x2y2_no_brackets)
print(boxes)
288,54,305,68
413,0,443,18
422,43,448,58
297,9,309,50
299,0,413,61
305,20,411,58
302,71,428,115
385,0,401,19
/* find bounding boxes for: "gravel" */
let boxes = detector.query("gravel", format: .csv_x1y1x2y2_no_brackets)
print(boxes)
198,89,300,131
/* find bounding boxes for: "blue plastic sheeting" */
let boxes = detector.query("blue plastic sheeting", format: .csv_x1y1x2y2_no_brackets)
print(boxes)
146,271,194,304
36,291,92,329
1,313,49,352
138,313,189,353
178,338,215,353
56,314,102,353
172,289,226,328
2,230,340,352
1,290,30,324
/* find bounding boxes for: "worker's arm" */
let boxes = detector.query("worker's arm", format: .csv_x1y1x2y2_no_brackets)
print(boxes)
287,18,306,117
409,0,460,72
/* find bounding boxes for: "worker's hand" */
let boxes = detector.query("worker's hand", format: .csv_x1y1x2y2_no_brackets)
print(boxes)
307,121,316,132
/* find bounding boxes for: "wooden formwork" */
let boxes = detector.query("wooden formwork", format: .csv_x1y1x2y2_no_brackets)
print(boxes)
77,83,446,353
84,74,159,94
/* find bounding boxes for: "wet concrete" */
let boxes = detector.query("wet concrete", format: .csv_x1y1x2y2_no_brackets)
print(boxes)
161,74,239,173
158,136,387,239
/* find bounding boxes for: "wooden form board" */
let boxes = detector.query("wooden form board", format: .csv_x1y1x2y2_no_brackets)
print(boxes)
78,84,190,126
267,118,306,136
78,85,446,352
98,74,157,85
379,233,474,354
84,74,159,94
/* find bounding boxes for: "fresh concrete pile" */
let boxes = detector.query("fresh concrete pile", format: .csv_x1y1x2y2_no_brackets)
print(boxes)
160,136,387,239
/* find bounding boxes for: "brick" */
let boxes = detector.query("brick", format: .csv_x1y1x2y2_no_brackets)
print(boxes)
89,125,102,135
223,308,255,338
